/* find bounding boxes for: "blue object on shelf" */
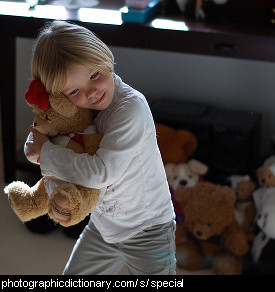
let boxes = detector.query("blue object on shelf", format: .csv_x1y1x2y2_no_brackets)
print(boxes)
121,0,161,23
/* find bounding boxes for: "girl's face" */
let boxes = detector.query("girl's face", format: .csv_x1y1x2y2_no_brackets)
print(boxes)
62,63,114,111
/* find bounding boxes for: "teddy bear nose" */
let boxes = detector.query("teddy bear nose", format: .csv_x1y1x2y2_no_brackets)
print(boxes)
196,230,203,237
179,179,187,186
33,122,37,127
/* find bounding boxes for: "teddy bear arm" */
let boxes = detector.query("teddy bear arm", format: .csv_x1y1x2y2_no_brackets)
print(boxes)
66,139,85,154
83,133,102,156
222,221,249,256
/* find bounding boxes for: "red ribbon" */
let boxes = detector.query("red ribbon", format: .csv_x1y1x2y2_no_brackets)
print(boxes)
25,79,50,110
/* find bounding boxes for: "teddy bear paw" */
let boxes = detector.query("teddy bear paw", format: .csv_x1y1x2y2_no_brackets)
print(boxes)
52,195,72,222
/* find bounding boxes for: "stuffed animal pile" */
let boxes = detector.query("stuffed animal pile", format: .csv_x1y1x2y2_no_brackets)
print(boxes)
4,79,102,227
154,121,275,274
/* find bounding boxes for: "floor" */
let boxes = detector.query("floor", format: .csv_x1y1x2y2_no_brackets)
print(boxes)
0,133,212,275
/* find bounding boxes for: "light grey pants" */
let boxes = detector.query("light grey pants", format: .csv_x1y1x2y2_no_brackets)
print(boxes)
63,220,176,275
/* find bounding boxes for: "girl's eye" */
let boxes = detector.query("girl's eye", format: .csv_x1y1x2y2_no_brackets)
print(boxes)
90,72,99,80
69,89,79,95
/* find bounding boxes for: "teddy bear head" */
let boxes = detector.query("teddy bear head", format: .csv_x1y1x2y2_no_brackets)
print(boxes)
155,123,197,165
236,180,256,202
253,187,275,239
226,174,256,202
165,159,208,190
257,168,275,188
25,79,92,137
256,156,275,188
174,181,236,240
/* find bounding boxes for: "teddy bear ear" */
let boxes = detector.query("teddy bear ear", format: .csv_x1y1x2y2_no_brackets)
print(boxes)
28,103,40,114
49,95,78,118
187,159,208,175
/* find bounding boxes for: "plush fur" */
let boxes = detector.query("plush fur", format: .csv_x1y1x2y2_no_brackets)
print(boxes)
175,182,250,275
256,155,275,188
226,175,256,235
155,123,197,165
251,188,275,274
165,159,208,190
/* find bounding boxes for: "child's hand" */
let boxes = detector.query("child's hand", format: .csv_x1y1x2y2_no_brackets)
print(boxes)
25,125,50,163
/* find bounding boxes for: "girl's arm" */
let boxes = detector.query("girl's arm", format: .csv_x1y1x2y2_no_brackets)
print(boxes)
39,98,151,189
25,128,84,163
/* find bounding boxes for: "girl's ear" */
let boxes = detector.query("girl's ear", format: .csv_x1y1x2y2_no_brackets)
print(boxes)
49,94,78,118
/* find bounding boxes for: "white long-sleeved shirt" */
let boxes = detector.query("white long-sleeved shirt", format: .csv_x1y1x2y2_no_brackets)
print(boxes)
40,75,174,243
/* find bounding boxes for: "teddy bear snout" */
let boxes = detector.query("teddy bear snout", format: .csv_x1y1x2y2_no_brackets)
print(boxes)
179,179,187,186
196,230,203,237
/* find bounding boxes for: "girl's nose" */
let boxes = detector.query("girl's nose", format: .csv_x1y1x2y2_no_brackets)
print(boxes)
86,87,98,99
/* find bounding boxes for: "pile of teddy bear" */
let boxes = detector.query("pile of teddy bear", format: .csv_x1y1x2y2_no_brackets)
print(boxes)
155,123,275,275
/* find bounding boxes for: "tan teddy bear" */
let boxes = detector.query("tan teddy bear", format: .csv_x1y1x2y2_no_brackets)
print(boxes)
4,79,102,227
256,155,275,188
175,181,250,275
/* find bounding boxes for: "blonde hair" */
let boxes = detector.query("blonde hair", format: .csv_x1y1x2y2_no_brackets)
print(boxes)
31,20,114,96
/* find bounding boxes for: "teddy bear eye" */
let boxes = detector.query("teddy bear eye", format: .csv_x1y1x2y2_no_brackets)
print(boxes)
207,223,211,226
258,214,261,220
174,176,178,180
45,114,50,121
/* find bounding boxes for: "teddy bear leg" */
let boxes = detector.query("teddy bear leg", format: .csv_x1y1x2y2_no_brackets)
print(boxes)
51,193,71,222
213,252,243,275
176,241,205,270
4,178,49,222
48,184,99,227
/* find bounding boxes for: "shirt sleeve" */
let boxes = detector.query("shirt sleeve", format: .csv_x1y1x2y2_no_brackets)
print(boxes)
40,97,151,189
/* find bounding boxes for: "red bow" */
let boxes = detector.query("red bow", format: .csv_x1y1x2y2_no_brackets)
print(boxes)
25,79,50,110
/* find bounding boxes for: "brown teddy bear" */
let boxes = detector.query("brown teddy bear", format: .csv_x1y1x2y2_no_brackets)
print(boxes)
226,175,256,235
155,123,197,165
175,181,250,275
4,79,102,227
256,155,275,188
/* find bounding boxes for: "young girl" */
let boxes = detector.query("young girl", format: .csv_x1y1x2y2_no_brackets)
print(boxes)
26,20,176,275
